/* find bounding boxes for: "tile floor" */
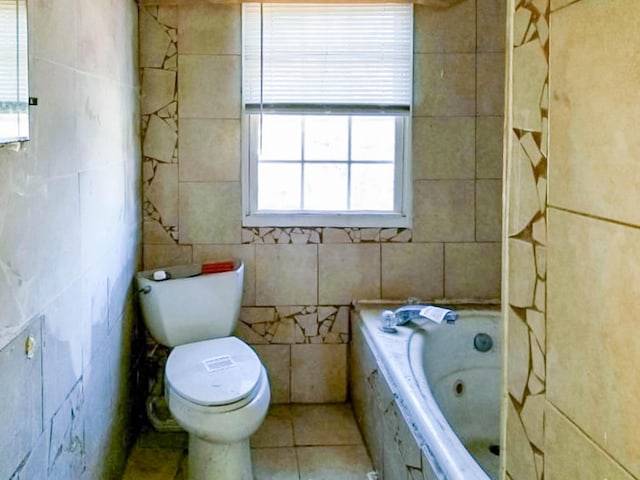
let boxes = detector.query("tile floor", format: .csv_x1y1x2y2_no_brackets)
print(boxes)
122,403,374,480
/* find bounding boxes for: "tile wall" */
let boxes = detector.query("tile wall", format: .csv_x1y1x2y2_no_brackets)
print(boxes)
139,0,505,403
0,1,142,479
503,0,640,478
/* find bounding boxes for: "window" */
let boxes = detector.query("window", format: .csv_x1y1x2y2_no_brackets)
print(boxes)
0,0,29,144
242,3,413,227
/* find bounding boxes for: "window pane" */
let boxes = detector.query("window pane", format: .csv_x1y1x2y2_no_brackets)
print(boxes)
303,163,348,211
352,116,396,162
258,163,301,210
351,164,394,211
304,116,348,161
260,115,301,161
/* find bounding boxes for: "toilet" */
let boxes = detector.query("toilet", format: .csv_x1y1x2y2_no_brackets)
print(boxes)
136,261,270,480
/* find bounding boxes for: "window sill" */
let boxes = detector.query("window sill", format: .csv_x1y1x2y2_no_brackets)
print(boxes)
242,212,412,229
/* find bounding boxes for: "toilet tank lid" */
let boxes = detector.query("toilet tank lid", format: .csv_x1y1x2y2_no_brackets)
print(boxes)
166,337,262,407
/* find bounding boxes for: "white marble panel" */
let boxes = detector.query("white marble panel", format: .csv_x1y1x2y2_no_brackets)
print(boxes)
513,40,547,132
0,317,43,480
140,7,172,68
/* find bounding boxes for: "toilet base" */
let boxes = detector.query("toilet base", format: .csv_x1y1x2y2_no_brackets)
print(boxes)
188,435,253,480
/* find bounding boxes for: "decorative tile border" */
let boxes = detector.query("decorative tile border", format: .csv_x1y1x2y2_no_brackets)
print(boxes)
236,306,351,345
241,227,412,245
506,1,548,479
141,6,180,244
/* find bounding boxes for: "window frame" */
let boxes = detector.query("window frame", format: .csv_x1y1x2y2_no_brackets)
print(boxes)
241,3,413,228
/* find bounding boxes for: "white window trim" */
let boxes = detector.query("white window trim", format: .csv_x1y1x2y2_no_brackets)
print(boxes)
241,113,412,228
241,3,413,229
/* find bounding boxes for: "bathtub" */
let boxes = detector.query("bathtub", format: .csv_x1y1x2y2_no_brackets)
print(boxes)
352,304,501,480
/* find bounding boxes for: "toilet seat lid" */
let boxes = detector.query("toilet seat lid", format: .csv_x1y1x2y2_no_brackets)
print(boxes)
166,337,262,407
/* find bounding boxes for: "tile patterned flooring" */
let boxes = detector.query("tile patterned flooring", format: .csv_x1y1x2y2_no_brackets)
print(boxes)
122,403,374,480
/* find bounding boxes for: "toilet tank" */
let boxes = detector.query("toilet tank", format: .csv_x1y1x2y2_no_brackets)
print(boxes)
136,261,244,347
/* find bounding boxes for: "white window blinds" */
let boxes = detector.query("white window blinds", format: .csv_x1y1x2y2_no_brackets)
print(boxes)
243,3,413,111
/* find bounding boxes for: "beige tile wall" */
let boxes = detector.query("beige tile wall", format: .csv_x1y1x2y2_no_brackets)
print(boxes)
140,0,505,403
504,0,640,478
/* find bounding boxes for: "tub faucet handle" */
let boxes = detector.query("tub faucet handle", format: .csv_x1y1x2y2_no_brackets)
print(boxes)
392,304,458,326
380,310,398,333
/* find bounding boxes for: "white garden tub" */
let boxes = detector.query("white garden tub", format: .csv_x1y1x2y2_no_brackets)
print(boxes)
355,305,501,480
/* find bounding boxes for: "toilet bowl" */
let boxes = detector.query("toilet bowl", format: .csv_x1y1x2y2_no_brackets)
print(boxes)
136,262,270,480
166,337,270,479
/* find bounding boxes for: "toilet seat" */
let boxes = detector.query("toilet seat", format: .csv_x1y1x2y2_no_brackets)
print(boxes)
166,337,263,407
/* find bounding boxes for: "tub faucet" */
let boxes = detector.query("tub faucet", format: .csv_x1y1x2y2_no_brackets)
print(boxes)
391,304,458,326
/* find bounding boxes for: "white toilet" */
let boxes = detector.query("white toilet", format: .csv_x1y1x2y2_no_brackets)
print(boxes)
136,261,270,480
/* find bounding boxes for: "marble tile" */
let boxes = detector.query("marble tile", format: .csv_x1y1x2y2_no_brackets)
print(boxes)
0,317,43,480
412,116,475,180
143,244,193,270
121,444,184,480
32,59,78,176
252,345,291,404
144,211,174,242
318,244,381,305
476,116,505,179
507,307,530,404
146,163,178,227
30,0,77,65
526,309,545,349
292,404,363,446
178,182,241,244
9,430,48,480
178,3,240,55
157,6,178,28
413,53,476,116
512,40,547,132
413,0,476,54
519,132,543,168
477,0,506,52
47,380,85,479
251,405,294,448
252,447,299,480
255,245,317,306
179,118,240,182
547,209,640,476
444,242,501,299
530,0,549,15
520,394,545,450
143,115,177,163
141,68,176,115
476,179,503,242
549,0,640,226
513,7,533,47
42,280,91,421
178,54,241,119
297,445,372,480
550,0,577,11
506,399,538,480
291,344,346,403
508,238,537,308
139,7,172,68
545,404,636,480
477,53,505,116
381,243,444,300
412,180,475,242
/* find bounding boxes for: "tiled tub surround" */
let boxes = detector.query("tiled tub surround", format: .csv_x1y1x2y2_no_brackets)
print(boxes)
502,0,550,479
350,302,501,480
503,0,640,479
140,0,505,406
